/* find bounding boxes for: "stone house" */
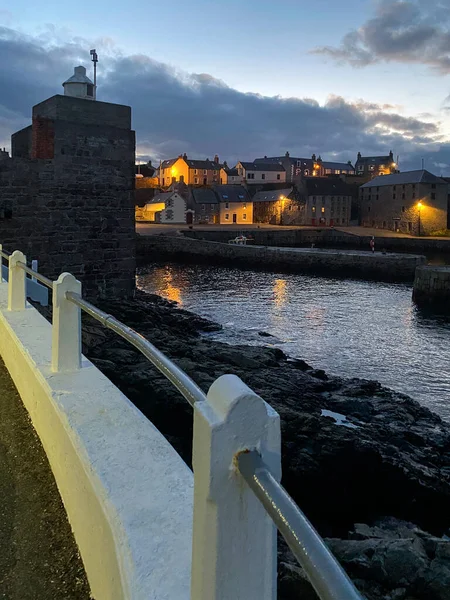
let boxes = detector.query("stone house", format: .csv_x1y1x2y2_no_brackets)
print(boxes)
159,154,222,187
235,161,286,185
300,178,352,226
252,188,294,224
360,170,448,234
142,192,187,223
190,185,252,224
355,150,397,180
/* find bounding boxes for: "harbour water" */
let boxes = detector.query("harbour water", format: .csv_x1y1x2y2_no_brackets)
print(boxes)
137,262,450,421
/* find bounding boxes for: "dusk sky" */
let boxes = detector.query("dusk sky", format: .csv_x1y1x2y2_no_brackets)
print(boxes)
1,0,450,172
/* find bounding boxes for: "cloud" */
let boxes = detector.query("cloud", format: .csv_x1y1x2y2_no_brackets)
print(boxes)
0,25,449,173
312,0,450,73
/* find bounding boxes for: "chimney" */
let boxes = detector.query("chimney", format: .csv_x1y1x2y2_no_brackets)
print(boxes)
214,154,219,164
183,153,187,160
357,152,362,160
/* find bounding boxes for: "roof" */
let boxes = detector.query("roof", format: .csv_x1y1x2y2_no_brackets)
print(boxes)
191,188,219,204
161,158,178,169
212,185,250,203
63,66,93,85
135,164,156,177
254,156,311,165
356,155,394,165
239,161,285,172
361,170,448,188
146,192,177,205
252,188,293,202
186,159,222,171
303,178,353,196
226,168,240,177
321,161,354,171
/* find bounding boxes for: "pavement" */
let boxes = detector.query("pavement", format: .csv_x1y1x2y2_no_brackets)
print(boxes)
0,358,90,599
136,222,450,241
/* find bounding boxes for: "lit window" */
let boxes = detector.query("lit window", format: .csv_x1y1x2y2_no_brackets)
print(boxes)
321,207,325,213
335,170,340,175
223,194,229,199
225,213,229,220
304,170,309,176
243,203,247,209
243,214,247,220
312,207,316,213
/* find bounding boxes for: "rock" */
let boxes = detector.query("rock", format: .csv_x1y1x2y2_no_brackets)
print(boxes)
258,331,274,338
32,290,450,599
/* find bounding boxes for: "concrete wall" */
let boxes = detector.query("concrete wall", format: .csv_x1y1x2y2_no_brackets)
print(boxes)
137,234,426,281
0,94,136,299
0,282,193,600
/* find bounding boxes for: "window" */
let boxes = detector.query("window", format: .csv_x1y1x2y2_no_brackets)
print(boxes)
277,174,280,180
369,165,375,171
166,198,174,208
321,207,325,213
225,213,229,220
247,173,255,180
262,174,266,180
393,186,396,191
431,193,436,200
380,164,385,169
413,184,416,190
377,187,379,192
393,194,396,200
203,170,207,175
297,160,301,167
368,206,371,212
312,196,316,204
408,222,412,232
432,184,436,189
87,84,94,97
402,185,405,190
376,195,379,200
312,206,316,213
412,192,416,199
194,169,198,175
402,206,406,212
243,203,247,209
165,209,174,220
325,169,331,174
304,170,309,176
225,202,229,209
335,170,341,175
201,204,206,212
243,214,247,220
402,193,405,199
194,177,198,184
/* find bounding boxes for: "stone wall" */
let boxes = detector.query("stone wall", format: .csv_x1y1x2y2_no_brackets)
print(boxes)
0,95,136,299
137,235,426,282
413,266,450,309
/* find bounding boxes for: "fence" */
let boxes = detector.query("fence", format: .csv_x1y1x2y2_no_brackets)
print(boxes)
0,244,363,600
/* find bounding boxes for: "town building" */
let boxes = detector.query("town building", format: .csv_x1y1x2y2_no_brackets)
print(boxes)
252,188,294,224
360,170,448,234
159,154,222,186
214,185,253,224
355,150,397,179
141,192,188,223
299,178,353,226
220,167,240,184
234,162,286,184
253,153,354,182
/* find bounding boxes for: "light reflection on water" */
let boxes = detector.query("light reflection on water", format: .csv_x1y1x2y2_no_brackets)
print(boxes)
137,263,450,421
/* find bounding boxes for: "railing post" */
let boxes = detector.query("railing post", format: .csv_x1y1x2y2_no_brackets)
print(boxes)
8,250,26,311
191,374,281,600
51,273,82,373
0,244,3,283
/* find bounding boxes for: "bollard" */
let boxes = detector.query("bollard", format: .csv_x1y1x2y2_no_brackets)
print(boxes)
51,273,82,372
7,250,26,311
191,374,281,600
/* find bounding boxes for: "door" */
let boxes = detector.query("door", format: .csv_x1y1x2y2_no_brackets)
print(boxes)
186,212,193,225
233,214,237,223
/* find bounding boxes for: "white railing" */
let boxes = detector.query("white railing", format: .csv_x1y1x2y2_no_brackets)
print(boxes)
0,245,363,600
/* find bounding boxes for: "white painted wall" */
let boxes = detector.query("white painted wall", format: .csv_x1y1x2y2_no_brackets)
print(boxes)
0,283,193,600
160,193,187,224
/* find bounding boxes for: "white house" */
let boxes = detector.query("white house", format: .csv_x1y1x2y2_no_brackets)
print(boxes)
235,162,286,184
142,192,188,223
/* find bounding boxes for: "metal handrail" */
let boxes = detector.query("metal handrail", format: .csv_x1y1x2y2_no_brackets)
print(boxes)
17,261,53,289
237,451,363,600
0,250,10,260
66,291,206,407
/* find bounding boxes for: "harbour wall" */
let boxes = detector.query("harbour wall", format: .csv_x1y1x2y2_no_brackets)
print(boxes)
413,266,450,310
137,234,426,282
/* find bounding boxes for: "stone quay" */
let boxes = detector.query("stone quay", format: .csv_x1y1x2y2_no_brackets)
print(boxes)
413,265,450,309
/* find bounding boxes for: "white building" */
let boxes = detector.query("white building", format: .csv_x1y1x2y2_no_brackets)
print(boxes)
235,162,286,184
142,192,188,223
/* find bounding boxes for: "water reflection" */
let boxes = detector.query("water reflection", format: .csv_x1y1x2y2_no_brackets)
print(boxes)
137,262,450,421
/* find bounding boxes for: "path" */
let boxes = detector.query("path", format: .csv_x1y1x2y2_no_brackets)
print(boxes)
0,358,91,599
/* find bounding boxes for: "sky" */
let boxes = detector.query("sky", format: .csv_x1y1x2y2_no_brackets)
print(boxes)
1,0,450,172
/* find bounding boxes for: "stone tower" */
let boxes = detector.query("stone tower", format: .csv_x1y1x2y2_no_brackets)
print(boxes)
1,66,136,299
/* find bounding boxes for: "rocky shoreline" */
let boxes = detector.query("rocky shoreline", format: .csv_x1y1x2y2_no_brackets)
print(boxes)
38,290,450,599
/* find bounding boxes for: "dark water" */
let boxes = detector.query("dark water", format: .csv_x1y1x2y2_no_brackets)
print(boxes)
137,263,450,421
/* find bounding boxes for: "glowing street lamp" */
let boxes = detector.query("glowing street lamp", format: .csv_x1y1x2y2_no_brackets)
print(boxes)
279,195,285,226
417,201,423,236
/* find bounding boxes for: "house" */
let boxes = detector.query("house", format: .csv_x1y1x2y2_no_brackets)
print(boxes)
141,191,188,223
360,170,448,234
355,150,396,179
159,154,222,186
301,178,353,226
234,162,286,184
254,153,354,182
252,188,294,224
190,185,252,224
221,167,240,185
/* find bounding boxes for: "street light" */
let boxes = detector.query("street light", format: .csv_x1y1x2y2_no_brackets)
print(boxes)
417,201,423,236
279,195,285,226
